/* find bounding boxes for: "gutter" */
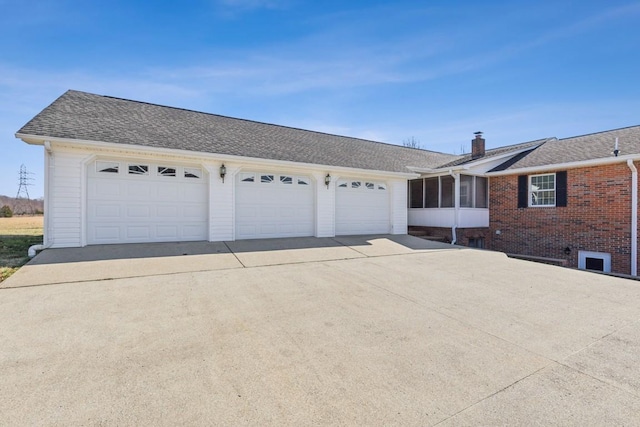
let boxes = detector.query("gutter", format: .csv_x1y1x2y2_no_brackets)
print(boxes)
628,159,638,276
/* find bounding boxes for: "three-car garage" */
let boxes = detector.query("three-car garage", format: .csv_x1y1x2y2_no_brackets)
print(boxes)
86,159,393,244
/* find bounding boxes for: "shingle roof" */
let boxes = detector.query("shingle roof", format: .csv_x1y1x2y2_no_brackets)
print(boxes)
17,90,459,174
437,139,550,169
490,126,640,172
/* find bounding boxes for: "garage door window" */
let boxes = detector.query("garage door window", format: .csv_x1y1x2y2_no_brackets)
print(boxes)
297,177,309,185
337,180,348,188
97,161,119,174
261,174,274,183
240,173,255,182
157,166,176,177
128,164,149,175
378,183,386,190
280,175,293,184
184,168,202,179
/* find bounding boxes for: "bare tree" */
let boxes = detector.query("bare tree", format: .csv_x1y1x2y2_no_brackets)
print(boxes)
402,136,422,149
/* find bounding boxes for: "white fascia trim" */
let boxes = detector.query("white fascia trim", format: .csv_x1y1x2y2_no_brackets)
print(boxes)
486,154,640,177
16,133,418,179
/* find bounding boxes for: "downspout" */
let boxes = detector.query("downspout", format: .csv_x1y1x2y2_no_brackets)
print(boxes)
627,159,637,276
29,141,54,258
449,169,459,245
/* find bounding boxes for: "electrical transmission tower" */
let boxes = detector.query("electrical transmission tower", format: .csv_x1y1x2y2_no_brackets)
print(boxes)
14,164,34,215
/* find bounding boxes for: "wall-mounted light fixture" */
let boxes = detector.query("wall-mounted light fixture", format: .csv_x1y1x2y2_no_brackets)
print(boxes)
564,246,571,255
324,173,331,189
220,164,227,183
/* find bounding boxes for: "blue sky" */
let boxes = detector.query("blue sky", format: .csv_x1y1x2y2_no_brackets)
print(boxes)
2,0,639,198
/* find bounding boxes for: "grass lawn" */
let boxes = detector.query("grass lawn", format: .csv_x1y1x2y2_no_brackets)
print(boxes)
0,216,44,283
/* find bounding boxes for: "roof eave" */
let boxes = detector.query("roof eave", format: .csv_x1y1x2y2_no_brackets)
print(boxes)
16,133,419,179
486,153,640,176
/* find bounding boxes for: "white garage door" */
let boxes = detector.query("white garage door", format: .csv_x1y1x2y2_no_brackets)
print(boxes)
236,172,315,239
336,178,390,235
87,160,208,244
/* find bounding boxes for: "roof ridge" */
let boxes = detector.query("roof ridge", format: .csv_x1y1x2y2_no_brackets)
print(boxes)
558,124,640,141
67,89,456,158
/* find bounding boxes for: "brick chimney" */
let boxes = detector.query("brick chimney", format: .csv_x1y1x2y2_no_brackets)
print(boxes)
471,131,485,159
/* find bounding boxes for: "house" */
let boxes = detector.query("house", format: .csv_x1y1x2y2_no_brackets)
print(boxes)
407,127,640,276
16,90,640,277
16,90,458,247
487,127,640,276
406,133,551,246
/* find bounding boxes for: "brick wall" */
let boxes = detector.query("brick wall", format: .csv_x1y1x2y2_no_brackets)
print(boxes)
489,162,639,275
410,226,491,247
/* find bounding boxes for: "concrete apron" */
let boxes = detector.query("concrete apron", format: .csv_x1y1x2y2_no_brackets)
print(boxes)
2,241,640,425
2,235,459,288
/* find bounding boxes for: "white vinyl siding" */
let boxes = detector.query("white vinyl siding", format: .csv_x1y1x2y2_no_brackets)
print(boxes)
48,151,85,248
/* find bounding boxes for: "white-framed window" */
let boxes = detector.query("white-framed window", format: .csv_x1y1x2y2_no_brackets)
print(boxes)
297,176,310,185
96,161,119,174
377,183,387,190
365,182,375,190
280,175,293,184
351,181,362,189
128,164,149,175
337,180,348,188
530,173,555,207
578,251,611,273
260,174,274,183
184,167,202,179
157,166,176,177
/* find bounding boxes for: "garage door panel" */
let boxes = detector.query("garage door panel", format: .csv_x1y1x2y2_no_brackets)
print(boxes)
93,180,121,197
157,225,179,239
157,205,179,218
182,224,207,238
93,204,121,218
236,172,315,240
127,182,151,198
126,205,151,218
126,226,151,239
157,183,180,200
88,161,208,244
94,226,120,241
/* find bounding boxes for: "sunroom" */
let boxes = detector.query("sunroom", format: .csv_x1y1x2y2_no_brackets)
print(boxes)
407,173,489,229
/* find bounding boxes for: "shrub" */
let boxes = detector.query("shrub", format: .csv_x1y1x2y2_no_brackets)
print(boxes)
0,205,13,218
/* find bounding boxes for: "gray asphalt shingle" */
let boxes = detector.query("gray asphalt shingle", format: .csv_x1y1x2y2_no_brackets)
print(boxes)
17,90,459,174
490,126,640,172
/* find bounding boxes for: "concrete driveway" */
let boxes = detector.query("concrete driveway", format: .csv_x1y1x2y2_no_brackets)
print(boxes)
2,235,640,425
